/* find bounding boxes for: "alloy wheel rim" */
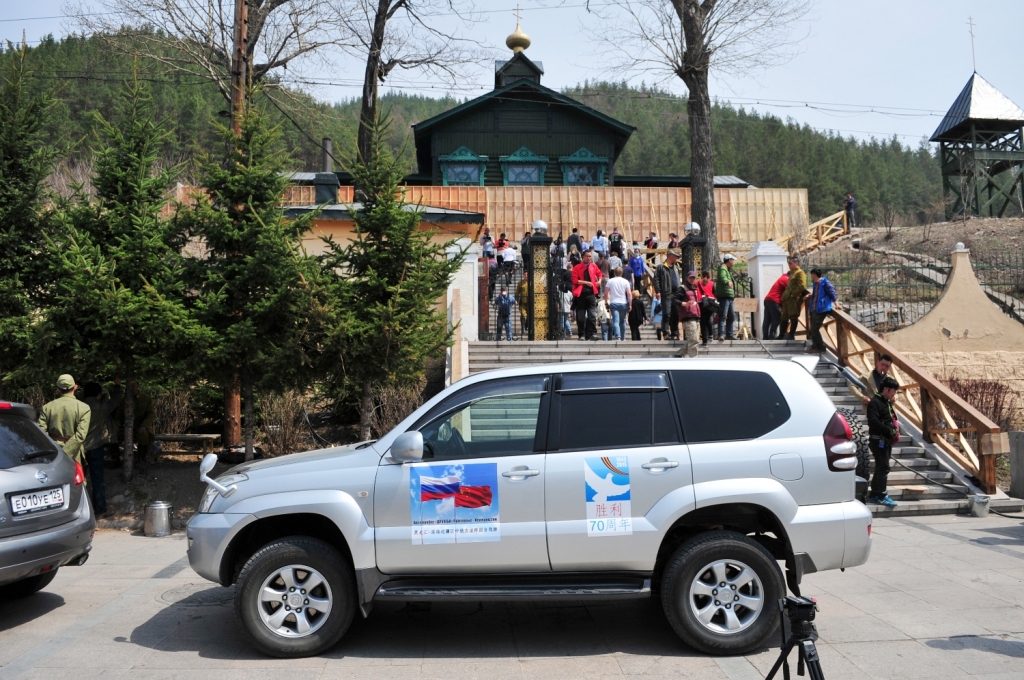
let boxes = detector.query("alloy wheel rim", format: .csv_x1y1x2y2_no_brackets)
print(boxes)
688,559,764,635
257,564,333,638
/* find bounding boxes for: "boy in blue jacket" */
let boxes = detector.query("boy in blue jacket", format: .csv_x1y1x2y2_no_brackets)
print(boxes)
808,268,838,353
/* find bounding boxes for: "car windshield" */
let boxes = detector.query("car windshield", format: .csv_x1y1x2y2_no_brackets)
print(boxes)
0,414,59,470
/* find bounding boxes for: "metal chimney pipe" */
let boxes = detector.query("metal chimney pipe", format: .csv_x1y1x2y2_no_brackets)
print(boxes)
322,138,333,172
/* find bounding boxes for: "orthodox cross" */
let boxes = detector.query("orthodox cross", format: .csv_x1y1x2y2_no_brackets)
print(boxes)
514,4,522,23
967,16,977,72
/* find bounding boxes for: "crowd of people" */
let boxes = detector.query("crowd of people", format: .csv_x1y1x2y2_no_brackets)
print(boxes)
481,227,843,358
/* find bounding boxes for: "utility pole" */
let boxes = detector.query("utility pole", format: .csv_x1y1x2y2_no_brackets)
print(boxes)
224,0,249,448
231,0,249,135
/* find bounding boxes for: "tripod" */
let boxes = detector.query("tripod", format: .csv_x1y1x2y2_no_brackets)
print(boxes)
764,596,825,680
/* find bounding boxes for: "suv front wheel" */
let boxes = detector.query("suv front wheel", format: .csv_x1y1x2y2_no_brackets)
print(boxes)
234,536,356,657
661,531,784,654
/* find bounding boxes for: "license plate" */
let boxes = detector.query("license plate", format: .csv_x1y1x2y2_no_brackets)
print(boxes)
9,487,65,515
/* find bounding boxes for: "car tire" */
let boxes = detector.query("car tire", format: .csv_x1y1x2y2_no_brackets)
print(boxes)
234,536,356,658
661,531,784,655
0,569,59,599
837,407,871,478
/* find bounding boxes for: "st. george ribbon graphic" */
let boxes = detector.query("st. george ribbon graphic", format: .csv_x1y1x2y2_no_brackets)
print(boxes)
411,463,500,544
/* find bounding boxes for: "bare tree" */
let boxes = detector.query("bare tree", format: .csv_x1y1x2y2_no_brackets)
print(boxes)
588,0,811,267
335,0,484,164
78,0,353,102
879,198,902,240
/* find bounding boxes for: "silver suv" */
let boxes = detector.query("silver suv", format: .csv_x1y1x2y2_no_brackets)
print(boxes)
0,401,95,598
187,359,872,658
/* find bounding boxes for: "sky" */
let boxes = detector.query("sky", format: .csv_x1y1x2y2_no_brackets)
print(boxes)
3,0,1023,146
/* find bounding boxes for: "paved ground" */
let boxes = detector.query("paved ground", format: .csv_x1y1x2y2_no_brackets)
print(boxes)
2,514,1024,680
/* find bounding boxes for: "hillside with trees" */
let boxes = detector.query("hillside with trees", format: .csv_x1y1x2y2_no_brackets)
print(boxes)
4,34,940,221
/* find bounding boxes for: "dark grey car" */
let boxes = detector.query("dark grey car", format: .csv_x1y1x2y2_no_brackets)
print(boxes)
0,401,95,598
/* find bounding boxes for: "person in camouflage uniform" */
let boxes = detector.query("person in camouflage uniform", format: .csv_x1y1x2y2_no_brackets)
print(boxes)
38,374,91,466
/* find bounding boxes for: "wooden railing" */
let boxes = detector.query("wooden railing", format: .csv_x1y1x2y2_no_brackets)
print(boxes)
774,210,848,254
812,308,1008,493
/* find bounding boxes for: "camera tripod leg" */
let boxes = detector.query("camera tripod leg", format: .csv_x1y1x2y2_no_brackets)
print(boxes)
763,640,797,680
799,640,826,680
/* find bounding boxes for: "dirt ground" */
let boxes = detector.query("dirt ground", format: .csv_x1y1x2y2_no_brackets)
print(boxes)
822,217,1024,259
99,454,233,528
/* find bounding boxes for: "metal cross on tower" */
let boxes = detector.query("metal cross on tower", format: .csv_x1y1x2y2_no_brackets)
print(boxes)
967,16,977,72
514,4,522,23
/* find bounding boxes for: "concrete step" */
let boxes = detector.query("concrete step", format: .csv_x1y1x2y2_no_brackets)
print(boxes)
884,470,955,483
866,497,1024,517
882,485,966,500
873,458,938,469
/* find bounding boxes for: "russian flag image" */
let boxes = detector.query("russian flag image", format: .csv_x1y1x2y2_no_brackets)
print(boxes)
420,475,461,501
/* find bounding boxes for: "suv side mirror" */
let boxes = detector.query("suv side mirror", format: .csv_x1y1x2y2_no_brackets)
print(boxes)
200,453,218,476
390,431,424,463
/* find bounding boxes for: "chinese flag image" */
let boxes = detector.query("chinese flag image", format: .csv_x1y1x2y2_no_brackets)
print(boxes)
454,485,492,508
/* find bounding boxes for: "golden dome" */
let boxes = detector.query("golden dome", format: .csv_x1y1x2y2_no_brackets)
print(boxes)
506,22,531,53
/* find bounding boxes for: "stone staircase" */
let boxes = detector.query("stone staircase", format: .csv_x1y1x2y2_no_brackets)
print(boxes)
466,338,1024,517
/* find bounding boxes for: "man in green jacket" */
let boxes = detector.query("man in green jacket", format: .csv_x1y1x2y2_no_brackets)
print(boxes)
781,256,809,340
38,374,91,466
715,254,737,341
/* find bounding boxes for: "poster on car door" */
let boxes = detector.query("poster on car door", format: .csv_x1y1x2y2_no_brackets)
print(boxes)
584,456,633,537
410,463,500,544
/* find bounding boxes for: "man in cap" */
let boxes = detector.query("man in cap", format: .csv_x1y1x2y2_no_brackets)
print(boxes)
716,254,738,341
38,374,91,466
653,249,683,340
866,376,900,507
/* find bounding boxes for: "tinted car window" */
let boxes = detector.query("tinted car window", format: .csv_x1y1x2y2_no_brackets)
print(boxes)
671,370,790,443
0,414,58,470
418,377,548,460
653,390,679,444
556,372,678,451
416,376,548,427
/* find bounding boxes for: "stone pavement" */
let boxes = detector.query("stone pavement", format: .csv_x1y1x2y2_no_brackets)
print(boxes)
2,514,1023,680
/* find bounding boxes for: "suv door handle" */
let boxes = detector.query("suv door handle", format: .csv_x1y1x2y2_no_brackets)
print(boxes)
502,467,540,479
641,460,679,470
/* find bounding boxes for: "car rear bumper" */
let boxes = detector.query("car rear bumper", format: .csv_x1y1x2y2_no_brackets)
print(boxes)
0,491,96,586
787,500,872,572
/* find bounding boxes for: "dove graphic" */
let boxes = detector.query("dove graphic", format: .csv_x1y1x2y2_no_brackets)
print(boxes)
584,461,630,502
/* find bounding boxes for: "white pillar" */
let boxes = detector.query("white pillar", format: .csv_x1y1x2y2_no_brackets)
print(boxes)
447,239,478,341
745,241,789,339
446,240,478,386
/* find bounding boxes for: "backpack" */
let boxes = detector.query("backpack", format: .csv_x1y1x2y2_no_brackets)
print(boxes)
496,295,513,318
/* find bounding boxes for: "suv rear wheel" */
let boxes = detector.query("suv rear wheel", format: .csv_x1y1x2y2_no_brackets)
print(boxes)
234,537,355,657
661,531,784,654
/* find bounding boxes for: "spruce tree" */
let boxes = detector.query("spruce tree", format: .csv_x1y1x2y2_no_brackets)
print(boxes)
0,44,61,390
320,117,465,440
37,71,198,481
184,101,319,461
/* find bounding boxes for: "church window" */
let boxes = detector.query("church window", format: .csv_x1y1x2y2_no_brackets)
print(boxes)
439,146,488,186
500,146,549,187
559,148,608,186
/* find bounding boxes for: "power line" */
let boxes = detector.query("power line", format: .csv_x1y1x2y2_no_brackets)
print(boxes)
0,12,115,23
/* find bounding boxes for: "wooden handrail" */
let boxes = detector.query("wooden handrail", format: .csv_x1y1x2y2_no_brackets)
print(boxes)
775,210,847,253
818,308,1007,493
828,309,998,434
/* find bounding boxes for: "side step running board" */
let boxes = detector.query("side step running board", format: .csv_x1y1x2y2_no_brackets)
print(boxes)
375,578,651,602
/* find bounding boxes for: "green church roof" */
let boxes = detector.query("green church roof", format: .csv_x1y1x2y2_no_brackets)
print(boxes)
412,78,636,138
